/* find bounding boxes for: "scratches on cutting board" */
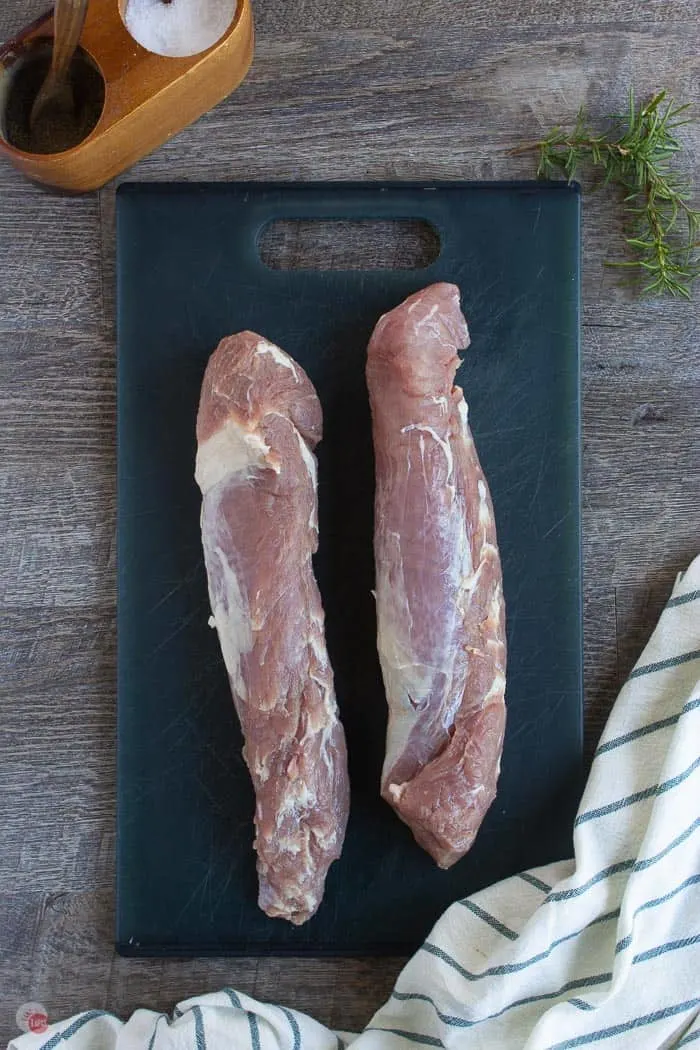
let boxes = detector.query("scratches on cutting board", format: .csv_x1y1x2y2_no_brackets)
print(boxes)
149,606,207,658
147,562,204,615
541,508,573,540
528,430,551,513
173,867,216,929
532,204,542,235
489,290,531,326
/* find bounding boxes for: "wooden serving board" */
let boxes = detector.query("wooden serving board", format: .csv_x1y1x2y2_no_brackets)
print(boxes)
116,181,582,956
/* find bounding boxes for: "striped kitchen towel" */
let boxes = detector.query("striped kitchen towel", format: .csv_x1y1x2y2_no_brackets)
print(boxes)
9,554,700,1050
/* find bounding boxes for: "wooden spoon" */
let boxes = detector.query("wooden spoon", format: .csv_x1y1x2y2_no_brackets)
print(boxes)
30,0,89,130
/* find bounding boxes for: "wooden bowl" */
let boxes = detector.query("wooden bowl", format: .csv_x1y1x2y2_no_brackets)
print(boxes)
0,0,254,192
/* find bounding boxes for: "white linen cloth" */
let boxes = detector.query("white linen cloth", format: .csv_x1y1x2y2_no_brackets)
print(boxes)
10,555,700,1050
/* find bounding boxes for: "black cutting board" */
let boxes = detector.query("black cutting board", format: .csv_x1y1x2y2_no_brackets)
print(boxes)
116,181,582,956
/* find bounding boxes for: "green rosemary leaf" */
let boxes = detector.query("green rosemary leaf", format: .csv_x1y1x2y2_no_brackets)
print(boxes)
511,88,700,297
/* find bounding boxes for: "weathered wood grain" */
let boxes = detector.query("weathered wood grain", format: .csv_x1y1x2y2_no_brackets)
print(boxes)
0,169,102,334
1,0,699,1044
0,887,403,1034
3,0,700,43
118,23,700,185
0,467,115,608
258,219,441,271
0,332,116,456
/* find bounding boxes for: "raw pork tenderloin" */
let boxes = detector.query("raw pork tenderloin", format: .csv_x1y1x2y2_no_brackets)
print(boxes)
196,332,350,923
366,283,506,869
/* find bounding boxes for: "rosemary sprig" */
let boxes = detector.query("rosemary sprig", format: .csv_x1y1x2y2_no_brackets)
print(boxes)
512,90,700,298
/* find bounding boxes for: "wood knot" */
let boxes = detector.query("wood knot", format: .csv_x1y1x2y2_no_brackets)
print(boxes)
632,403,667,425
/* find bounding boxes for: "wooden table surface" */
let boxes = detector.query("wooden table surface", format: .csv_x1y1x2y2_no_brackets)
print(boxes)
1,0,699,1042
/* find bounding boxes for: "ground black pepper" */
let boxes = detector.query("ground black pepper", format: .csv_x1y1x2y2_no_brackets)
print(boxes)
2,46,104,155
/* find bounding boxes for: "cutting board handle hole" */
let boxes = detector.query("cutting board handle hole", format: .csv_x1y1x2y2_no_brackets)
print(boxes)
257,219,441,271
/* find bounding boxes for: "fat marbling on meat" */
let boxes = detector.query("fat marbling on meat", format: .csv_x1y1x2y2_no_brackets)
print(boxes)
366,283,506,869
195,332,350,924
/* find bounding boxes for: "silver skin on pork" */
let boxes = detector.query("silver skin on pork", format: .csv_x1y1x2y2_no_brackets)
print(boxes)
195,332,350,924
366,283,507,869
